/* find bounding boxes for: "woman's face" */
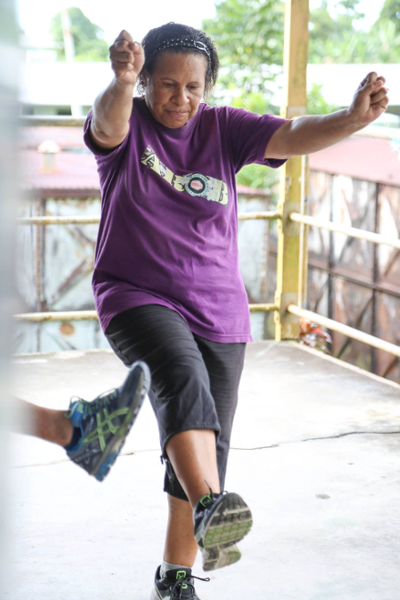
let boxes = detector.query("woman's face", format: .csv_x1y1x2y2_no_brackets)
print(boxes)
144,51,207,129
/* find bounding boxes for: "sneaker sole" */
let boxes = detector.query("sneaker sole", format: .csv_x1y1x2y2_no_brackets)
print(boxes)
196,492,253,549
202,542,241,572
91,361,151,481
150,587,164,600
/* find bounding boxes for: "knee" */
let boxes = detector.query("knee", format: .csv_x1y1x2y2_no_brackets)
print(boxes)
156,360,210,400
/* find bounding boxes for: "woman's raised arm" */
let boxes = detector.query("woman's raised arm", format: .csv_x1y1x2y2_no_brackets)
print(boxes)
265,72,389,160
90,30,145,149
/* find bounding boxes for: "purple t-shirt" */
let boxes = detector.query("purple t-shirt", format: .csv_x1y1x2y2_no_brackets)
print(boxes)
84,98,287,342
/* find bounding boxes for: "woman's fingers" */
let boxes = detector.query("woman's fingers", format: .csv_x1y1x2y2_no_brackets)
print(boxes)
108,31,144,83
371,88,389,103
115,30,134,44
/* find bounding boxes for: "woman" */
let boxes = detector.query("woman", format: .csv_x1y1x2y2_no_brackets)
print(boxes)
84,21,388,600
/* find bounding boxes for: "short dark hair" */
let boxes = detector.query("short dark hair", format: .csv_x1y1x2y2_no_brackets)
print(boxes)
138,22,219,97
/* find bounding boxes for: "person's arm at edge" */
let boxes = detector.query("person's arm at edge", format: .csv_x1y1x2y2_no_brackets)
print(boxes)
265,72,390,160
90,30,144,150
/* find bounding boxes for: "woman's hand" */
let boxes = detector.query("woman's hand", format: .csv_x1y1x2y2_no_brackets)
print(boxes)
348,72,389,126
109,30,145,86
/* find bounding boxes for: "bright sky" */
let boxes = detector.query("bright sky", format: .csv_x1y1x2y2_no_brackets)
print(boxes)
17,0,385,47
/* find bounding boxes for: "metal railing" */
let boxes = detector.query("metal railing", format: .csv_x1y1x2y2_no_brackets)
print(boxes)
290,213,400,251
16,210,280,322
285,211,400,359
17,211,280,226
17,206,400,363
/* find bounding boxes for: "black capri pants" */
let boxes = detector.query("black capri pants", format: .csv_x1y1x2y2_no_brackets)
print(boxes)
105,304,246,502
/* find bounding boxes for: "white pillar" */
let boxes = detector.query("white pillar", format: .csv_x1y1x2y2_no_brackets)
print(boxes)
0,0,20,593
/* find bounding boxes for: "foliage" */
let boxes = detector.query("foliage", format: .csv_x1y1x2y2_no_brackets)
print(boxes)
202,0,284,94
307,83,338,115
50,7,108,61
204,0,399,193
230,91,279,194
362,18,400,63
378,0,400,34
236,162,280,195
309,0,400,63
235,83,337,193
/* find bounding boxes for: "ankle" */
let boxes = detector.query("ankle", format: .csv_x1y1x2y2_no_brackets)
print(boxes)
160,561,193,577
54,412,74,447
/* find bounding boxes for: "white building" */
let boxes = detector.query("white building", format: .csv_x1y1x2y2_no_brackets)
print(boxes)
19,61,400,120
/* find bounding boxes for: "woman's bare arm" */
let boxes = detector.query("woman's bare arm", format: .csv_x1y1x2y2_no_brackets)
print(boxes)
265,72,389,159
90,30,145,149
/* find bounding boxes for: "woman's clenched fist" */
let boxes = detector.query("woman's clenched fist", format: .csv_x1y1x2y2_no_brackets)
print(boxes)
109,30,145,86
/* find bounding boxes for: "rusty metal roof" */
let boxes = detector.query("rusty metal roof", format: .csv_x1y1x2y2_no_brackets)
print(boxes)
21,127,400,198
21,149,100,198
21,137,270,198
309,135,400,187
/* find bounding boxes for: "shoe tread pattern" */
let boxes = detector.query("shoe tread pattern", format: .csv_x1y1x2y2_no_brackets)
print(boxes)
202,493,252,548
202,542,241,571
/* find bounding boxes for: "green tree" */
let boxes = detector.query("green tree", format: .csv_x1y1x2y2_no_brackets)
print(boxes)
309,0,400,63
203,0,341,193
235,83,338,194
362,18,400,62
50,7,108,61
308,0,367,63
379,0,400,33
229,90,279,193
307,83,338,115
202,0,284,95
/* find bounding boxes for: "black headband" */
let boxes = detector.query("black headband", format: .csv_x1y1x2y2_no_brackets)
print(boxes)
156,37,211,58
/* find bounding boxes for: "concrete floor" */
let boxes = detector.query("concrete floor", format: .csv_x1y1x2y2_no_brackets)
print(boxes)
5,341,400,600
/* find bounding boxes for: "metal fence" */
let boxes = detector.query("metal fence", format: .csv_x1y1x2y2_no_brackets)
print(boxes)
16,150,400,364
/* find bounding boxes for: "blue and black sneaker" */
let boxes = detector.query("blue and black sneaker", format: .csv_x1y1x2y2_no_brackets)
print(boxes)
65,360,151,481
194,491,252,571
150,566,209,600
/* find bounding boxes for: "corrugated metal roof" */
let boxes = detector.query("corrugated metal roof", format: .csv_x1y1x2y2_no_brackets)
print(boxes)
21,147,267,198
21,149,99,198
309,135,400,186
20,126,85,150
21,128,400,196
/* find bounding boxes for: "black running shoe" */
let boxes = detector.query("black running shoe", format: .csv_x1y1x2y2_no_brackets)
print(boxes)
65,361,151,481
194,492,252,571
150,566,209,600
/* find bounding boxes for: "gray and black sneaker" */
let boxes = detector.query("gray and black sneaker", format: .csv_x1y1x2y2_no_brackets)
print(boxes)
150,566,209,600
65,360,151,481
194,492,252,571
200,541,241,572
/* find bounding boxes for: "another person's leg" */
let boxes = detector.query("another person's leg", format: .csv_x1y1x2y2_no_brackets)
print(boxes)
13,360,150,481
15,398,73,446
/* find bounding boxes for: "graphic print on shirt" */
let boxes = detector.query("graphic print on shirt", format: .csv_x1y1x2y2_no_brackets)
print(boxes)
140,145,229,206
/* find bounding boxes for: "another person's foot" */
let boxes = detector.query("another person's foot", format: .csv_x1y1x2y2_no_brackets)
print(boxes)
194,492,252,571
65,361,151,481
150,566,209,600
200,541,241,572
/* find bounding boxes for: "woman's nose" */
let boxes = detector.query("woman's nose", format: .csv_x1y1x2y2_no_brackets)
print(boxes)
172,86,188,105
